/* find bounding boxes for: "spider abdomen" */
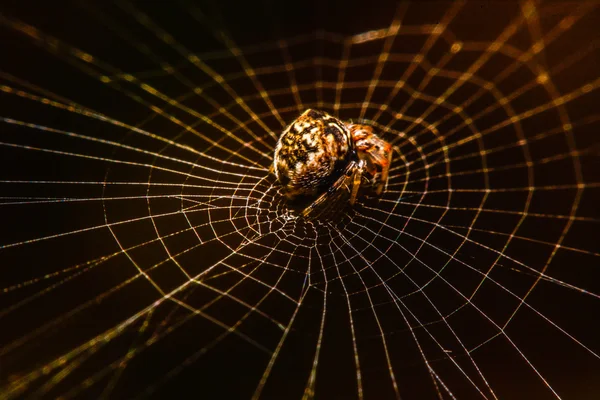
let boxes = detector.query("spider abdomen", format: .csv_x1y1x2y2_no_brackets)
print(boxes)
273,109,355,199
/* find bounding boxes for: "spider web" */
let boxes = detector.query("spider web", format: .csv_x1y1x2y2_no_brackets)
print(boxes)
1,1,599,399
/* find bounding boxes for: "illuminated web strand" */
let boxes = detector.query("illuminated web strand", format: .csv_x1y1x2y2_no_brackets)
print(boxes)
362,206,600,302
249,53,423,78
505,6,588,330
1,276,148,398
357,4,408,120
107,194,269,289
393,201,600,233
193,272,285,328
31,309,158,400
0,213,272,334
180,0,287,127
250,269,310,399
205,260,299,305
329,225,490,399
356,209,600,357
301,249,327,400
551,37,600,77
326,239,365,400
277,39,305,113
329,227,403,399
173,209,302,320
441,223,600,258
0,17,270,167
388,182,598,196
358,208,501,397
390,116,599,185
0,199,259,250
357,227,495,397
0,179,272,192
76,3,275,157
379,10,587,206
0,253,117,303
313,30,326,109
0,139,251,196
0,82,267,173
0,214,223,298
4,218,289,396
391,113,600,177
343,218,551,397
397,2,538,137
397,6,593,157
120,224,308,396
0,194,270,207
388,149,598,189
388,195,597,223
333,39,351,113
141,135,250,286
367,1,466,122
521,2,547,68
116,1,279,141
99,310,155,400
398,45,525,231
62,303,201,400
141,283,296,399
4,280,271,398
0,117,261,182
350,184,591,360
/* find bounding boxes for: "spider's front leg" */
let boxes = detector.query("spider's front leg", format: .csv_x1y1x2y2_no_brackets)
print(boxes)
301,184,340,219
349,160,363,205
302,162,358,218
375,144,393,195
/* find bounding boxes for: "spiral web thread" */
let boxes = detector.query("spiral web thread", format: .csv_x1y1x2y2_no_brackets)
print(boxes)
0,1,599,399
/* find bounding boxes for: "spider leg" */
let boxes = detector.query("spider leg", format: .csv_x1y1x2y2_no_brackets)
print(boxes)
302,163,355,218
301,182,341,218
349,162,363,205
375,144,393,195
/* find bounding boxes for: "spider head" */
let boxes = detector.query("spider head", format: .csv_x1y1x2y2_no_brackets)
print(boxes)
347,123,393,195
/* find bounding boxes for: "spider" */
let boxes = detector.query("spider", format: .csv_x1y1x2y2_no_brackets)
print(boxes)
272,109,393,218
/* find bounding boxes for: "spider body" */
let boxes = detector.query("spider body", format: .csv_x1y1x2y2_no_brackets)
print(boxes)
273,109,392,217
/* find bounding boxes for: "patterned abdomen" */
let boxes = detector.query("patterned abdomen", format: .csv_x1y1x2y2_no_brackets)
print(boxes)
273,109,356,199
